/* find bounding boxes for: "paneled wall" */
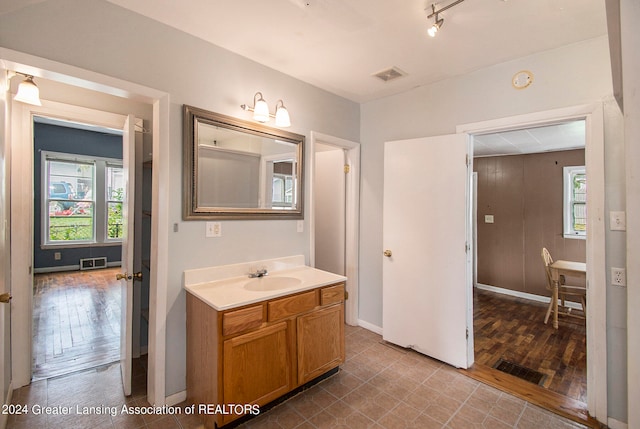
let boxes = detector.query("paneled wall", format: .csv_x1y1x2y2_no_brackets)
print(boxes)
474,149,586,297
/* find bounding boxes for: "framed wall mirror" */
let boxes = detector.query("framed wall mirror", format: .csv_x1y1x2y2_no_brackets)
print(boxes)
183,105,304,220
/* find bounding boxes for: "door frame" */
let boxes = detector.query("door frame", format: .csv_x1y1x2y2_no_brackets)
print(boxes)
1,48,170,407
309,131,360,326
457,103,607,421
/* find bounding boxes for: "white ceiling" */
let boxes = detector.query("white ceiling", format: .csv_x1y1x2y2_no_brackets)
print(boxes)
473,120,585,157
1,0,601,156
103,0,607,103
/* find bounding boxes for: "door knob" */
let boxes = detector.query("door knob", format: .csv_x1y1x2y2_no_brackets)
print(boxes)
0,292,11,303
132,272,143,281
383,250,392,257
116,272,132,281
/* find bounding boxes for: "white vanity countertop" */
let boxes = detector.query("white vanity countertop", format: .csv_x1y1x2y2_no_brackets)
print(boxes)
184,256,346,311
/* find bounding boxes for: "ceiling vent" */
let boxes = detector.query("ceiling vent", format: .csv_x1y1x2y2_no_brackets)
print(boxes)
372,67,406,82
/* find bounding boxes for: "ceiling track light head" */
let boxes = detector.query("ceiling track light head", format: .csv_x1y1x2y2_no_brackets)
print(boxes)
426,0,465,37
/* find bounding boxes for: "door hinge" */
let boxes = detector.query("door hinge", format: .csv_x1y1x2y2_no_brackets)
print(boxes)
466,154,470,166
344,164,350,174
465,242,470,253
466,328,469,339
344,291,349,300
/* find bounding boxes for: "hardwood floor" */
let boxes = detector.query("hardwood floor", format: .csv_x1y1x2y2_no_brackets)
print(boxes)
32,268,121,380
473,287,587,403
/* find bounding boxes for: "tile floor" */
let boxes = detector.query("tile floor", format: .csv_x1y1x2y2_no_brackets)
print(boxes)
8,325,588,429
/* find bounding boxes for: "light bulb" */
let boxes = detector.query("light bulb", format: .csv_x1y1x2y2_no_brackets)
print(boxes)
14,76,42,106
253,98,270,123
275,101,291,127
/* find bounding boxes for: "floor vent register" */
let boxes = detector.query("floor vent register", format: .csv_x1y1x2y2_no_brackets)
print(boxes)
493,358,547,386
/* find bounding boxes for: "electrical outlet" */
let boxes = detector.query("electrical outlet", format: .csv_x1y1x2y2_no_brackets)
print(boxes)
611,267,626,286
54,252,61,261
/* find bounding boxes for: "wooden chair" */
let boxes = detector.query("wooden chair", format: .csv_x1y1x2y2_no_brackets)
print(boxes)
541,247,587,325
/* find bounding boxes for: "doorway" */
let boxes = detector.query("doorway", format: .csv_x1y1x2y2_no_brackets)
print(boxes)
457,104,607,422
310,132,360,326
471,121,587,402
29,114,150,382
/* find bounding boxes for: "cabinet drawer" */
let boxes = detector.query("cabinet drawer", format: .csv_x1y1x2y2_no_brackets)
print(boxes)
268,291,317,321
321,284,345,306
223,305,264,336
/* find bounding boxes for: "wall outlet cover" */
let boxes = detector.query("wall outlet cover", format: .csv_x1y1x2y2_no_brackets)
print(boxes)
611,267,626,287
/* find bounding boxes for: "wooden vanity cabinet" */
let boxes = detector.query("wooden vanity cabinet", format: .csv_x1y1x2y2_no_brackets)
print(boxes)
222,322,292,423
297,303,344,384
186,282,345,428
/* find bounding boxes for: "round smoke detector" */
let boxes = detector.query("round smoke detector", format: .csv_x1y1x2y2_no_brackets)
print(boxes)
512,70,533,89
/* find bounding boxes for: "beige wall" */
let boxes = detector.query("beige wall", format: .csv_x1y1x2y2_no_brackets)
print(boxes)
474,149,586,297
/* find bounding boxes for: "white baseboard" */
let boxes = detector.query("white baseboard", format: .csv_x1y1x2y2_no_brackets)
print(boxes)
357,319,382,335
476,283,583,310
165,390,187,407
34,264,79,273
607,417,628,429
33,261,121,274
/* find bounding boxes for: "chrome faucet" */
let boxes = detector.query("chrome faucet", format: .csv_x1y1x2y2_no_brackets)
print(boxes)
248,268,268,278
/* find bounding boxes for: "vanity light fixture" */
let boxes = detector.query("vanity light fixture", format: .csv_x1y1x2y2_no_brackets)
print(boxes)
427,0,466,38
10,72,42,106
241,92,291,127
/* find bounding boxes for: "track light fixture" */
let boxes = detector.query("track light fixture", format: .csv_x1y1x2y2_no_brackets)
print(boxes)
8,71,42,106
427,0,466,38
241,92,291,127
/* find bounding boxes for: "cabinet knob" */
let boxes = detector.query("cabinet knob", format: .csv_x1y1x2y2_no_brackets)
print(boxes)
383,250,392,257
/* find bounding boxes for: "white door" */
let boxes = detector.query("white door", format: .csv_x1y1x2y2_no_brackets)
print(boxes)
119,115,136,395
382,134,473,369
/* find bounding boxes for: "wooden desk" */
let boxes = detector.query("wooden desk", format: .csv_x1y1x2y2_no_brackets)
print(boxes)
549,260,587,329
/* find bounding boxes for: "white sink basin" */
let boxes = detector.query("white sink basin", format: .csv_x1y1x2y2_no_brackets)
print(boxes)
243,276,302,291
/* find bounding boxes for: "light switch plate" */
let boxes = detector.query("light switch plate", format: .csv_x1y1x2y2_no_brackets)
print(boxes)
206,222,222,237
610,211,626,231
484,215,494,224
297,220,304,233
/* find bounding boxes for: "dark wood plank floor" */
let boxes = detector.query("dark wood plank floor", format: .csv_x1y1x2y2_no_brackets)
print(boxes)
33,268,121,380
473,287,586,403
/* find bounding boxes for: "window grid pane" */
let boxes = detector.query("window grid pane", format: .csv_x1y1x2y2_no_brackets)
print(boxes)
46,159,96,243
106,165,125,240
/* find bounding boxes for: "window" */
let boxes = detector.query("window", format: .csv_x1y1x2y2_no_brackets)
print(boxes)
106,164,125,240
43,152,123,246
271,161,295,208
563,166,586,239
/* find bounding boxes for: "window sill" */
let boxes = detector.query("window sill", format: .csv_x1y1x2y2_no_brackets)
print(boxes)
563,234,586,240
41,241,122,250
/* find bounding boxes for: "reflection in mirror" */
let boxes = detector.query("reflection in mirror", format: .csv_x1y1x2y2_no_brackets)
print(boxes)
183,106,304,220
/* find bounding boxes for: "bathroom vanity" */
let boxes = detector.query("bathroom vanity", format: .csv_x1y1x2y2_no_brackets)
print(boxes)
184,256,346,428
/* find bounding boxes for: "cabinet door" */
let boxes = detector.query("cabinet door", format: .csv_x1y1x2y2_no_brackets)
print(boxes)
223,322,291,424
297,304,345,385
